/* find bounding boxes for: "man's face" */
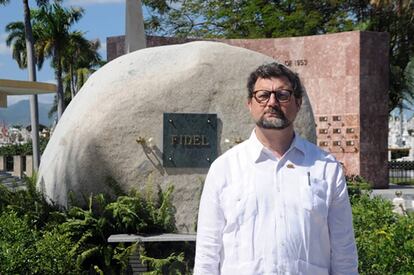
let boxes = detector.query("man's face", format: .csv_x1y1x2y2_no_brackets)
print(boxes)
248,76,301,130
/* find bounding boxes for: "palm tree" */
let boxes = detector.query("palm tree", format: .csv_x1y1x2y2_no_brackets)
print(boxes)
62,32,103,99
5,22,28,68
33,3,84,120
47,32,103,117
1,0,51,172
6,11,103,120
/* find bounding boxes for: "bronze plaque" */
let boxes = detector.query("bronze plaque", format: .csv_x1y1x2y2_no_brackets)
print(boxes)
163,113,217,168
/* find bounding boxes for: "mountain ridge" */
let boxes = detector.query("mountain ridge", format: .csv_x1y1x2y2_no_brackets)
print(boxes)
0,100,54,127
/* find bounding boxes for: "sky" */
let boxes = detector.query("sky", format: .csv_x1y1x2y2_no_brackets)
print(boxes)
0,0,128,105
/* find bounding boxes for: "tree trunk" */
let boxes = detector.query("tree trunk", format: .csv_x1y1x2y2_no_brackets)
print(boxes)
23,0,40,172
70,65,75,99
56,55,65,120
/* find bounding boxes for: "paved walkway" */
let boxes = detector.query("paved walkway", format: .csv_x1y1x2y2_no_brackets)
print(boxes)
372,184,414,201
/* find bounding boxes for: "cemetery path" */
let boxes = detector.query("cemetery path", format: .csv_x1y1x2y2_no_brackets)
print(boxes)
372,184,414,201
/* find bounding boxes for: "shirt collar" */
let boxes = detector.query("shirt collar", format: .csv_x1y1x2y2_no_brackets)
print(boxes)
247,129,306,163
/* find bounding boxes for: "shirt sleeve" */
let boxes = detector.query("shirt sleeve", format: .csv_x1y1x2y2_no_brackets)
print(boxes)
193,162,226,275
328,164,359,274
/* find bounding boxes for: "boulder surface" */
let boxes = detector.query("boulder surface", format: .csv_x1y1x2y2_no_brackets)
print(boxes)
37,41,316,232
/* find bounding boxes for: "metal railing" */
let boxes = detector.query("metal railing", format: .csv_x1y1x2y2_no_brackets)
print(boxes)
389,161,414,185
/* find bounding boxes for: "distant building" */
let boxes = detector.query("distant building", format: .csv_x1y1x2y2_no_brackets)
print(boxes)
388,114,414,160
0,125,49,147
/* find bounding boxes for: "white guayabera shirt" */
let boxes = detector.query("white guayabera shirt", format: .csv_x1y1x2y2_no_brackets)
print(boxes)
194,131,358,275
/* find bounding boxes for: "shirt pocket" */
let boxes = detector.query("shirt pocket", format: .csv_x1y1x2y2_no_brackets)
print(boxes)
300,176,328,218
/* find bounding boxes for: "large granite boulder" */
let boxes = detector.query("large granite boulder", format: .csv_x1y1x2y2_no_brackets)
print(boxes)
37,41,316,232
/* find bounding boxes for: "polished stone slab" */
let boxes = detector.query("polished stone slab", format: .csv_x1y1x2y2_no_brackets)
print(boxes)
108,233,196,243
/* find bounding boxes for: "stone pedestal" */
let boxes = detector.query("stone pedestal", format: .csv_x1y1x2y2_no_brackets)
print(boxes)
0,155,5,171
25,155,33,177
12,155,23,178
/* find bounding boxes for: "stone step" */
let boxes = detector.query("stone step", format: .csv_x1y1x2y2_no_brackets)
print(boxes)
0,175,11,180
2,178,24,184
0,171,25,190
0,171,13,176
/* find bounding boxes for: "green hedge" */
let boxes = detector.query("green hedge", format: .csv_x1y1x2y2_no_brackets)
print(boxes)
0,137,49,156
0,176,413,274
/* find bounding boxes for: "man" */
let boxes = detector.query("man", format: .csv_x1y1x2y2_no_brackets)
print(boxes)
194,62,358,274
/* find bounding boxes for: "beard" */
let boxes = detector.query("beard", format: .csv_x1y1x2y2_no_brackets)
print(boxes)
255,106,291,130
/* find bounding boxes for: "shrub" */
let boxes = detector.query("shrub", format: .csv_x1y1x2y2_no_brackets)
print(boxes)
0,175,184,274
6,174,413,274
352,194,414,274
0,210,40,274
346,175,372,199
34,228,78,274
0,175,61,230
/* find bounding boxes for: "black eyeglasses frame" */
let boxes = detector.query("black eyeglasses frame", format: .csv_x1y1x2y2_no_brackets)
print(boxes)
252,89,294,104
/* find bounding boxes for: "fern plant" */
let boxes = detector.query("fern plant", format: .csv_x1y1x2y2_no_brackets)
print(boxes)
58,181,178,274
0,174,190,274
140,251,186,275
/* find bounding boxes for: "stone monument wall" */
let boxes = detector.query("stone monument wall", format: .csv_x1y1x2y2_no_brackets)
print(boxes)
107,31,389,188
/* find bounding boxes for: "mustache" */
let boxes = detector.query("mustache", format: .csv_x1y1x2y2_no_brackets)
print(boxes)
264,106,284,115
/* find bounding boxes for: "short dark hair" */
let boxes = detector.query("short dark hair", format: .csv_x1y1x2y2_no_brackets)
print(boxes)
247,62,304,100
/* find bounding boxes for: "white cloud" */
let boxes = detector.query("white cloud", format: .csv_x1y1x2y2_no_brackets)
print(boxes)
66,0,123,5
0,43,11,55
0,33,11,55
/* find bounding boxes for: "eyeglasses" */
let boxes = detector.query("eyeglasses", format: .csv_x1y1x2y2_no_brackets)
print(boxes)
252,89,293,104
